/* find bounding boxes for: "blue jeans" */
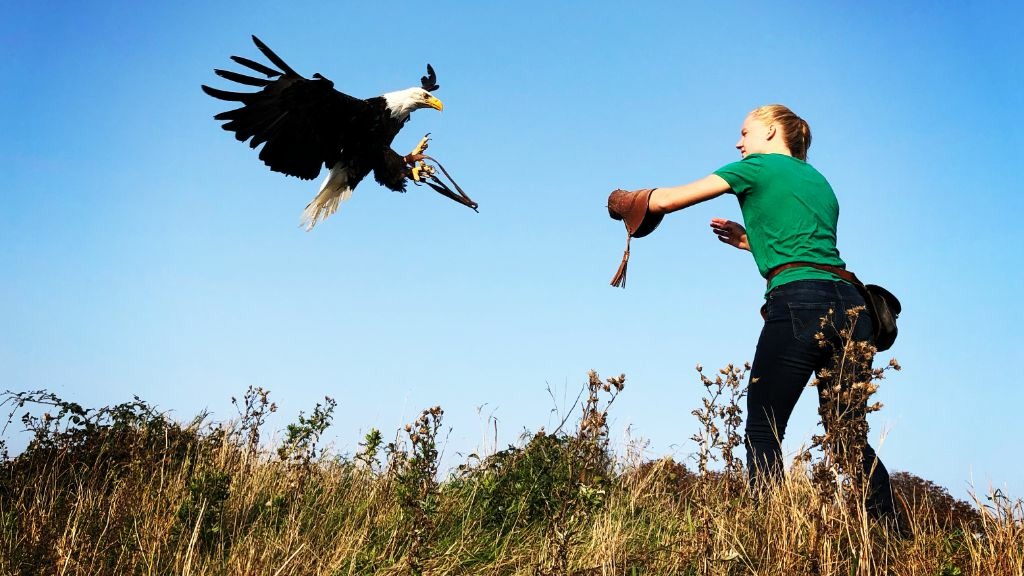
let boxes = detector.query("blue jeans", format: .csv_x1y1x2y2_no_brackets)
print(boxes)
747,279,897,520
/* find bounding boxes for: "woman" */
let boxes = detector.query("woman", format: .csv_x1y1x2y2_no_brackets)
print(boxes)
611,105,900,525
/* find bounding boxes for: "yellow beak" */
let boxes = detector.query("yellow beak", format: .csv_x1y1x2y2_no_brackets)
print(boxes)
426,95,443,111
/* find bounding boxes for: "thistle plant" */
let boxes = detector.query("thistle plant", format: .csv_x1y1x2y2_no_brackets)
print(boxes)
538,370,624,576
231,385,276,456
804,306,906,576
575,370,624,475
277,396,336,498
809,307,899,499
691,363,749,484
355,427,383,472
688,363,750,574
388,406,445,575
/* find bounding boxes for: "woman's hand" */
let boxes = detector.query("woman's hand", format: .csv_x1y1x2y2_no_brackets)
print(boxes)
710,218,750,251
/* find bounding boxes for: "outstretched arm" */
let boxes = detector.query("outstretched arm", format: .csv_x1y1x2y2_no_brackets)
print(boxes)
647,174,732,214
710,218,749,251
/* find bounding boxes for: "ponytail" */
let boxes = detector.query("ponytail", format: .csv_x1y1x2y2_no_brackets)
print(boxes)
751,104,812,160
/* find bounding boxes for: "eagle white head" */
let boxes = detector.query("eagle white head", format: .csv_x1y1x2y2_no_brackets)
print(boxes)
383,87,443,121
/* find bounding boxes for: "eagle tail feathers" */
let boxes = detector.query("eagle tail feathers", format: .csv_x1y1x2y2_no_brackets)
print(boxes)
301,165,354,230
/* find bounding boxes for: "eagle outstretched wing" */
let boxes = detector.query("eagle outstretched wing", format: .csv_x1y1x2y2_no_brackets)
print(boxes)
201,36,371,181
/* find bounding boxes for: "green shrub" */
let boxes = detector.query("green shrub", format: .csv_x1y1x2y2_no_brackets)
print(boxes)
173,469,233,552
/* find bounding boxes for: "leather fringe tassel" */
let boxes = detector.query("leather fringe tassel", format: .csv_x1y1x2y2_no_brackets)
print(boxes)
610,236,632,288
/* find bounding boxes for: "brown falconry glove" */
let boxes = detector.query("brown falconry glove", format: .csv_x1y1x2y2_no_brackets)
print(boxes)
607,188,664,287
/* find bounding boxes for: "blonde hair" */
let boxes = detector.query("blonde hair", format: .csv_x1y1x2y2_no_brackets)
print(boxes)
751,104,812,161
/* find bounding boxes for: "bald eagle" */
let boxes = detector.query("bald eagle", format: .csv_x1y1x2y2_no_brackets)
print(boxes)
202,36,472,230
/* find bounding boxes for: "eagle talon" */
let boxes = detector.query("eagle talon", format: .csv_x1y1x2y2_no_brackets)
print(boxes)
410,162,435,182
410,133,431,157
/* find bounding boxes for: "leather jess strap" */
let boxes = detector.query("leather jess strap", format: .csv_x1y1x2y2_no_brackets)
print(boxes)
766,261,863,287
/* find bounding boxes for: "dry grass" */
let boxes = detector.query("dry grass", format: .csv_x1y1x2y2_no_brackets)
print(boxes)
1,366,1021,576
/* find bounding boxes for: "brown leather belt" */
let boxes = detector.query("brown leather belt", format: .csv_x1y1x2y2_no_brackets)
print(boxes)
765,261,860,286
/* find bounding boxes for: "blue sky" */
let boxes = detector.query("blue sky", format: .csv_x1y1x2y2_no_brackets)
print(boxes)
2,1,1022,501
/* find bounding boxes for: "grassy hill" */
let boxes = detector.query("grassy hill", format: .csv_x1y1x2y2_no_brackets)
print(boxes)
1,367,1019,575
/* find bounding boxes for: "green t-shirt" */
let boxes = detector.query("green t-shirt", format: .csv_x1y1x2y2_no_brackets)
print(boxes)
713,153,847,293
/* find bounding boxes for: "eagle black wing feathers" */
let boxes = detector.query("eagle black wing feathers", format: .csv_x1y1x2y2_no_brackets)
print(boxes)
202,36,373,181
